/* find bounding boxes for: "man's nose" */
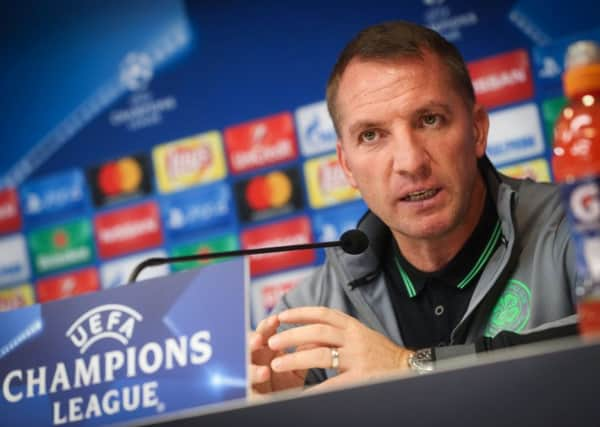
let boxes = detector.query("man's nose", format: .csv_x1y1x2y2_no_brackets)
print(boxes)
391,130,431,178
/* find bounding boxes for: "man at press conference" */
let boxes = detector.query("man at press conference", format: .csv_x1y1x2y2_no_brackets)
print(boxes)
250,20,580,393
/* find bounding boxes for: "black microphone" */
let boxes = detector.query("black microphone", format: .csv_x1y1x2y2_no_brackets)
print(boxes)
128,229,369,283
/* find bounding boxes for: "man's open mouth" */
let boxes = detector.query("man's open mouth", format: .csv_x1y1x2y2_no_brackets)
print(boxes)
401,188,440,202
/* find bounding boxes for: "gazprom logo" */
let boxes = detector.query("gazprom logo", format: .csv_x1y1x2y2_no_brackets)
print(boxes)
120,52,154,92
294,101,336,157
570,182,600,224
66,304,143,354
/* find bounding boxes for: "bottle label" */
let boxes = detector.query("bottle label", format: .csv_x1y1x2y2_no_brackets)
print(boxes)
560,177,600,295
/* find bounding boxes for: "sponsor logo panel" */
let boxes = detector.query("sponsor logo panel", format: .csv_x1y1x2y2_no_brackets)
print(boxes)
486,103,545,166
234,167,303,223
531,28,600,98
0,188,22,235
100,248,169,288
559,178,600,284
499,158,551,183
169,233,239,272
28,219,93,275
294,100,337,157
241,216,315,276
468,49,534,109
95,201,163,259
0,284,34,312
36,267,100,303
153,131,227,193
541,96,568,145
304,153,361,208
87,154,153,207
250,267,316,327
224,112,298,174
160,182,235,237
20,169,88,225
311,201,367,243
0,258,247,425
0,235,30,286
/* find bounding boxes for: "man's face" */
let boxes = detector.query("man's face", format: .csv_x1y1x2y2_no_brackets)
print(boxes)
335,52,489,243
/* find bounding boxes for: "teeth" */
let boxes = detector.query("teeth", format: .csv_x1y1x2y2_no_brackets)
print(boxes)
404,189,437,201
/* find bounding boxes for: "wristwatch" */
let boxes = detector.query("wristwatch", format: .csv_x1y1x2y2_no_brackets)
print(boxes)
407,348,435,374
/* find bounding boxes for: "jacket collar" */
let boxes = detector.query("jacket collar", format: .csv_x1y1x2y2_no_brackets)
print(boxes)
345,155,513,288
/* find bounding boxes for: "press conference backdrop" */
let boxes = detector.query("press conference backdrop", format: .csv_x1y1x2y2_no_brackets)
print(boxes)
1,0,599,327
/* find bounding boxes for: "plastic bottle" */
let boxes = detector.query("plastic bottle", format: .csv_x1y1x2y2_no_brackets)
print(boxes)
552,40,600,337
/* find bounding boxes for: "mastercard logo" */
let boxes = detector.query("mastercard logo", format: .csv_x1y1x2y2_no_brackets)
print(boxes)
245,171,292,211
98,157,143,197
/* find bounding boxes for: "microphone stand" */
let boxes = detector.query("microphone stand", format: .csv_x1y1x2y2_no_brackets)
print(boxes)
128,229,369,284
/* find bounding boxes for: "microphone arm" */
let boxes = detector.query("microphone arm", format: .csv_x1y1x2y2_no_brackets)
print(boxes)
128,229,369,284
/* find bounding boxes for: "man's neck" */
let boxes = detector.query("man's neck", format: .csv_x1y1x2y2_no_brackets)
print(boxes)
393,176,488,273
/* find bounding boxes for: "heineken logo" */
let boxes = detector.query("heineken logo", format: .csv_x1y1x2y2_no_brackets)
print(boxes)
29,219,94,275
485,279,531,337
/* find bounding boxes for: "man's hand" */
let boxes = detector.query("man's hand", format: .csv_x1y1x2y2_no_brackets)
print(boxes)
267,306,413,390
249,314,307,396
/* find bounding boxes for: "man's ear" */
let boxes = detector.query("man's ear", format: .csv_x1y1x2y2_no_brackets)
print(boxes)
473,104,489,159
336,140,358,188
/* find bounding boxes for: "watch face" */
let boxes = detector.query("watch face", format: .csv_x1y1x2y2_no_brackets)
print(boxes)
409,348,435,373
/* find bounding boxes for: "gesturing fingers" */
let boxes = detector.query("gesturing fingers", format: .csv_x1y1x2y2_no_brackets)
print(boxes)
268,323,343,351
278,306,352,329
256,315,280,338
271,346,342,373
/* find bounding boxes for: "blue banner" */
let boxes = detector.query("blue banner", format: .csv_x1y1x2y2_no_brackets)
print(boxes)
19,169,89,227
0,258,247,426
159,182,235,239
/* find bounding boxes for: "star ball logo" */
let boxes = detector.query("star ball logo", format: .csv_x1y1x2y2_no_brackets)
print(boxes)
119,52,154,92
1,303,214,425
110,51,177,131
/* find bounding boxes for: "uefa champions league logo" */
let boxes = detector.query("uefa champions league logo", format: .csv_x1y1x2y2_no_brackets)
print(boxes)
119,52,154,92
111,51,176,130
66,304,143,354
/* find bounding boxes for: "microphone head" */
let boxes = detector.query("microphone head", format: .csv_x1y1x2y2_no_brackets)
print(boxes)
339,229,369,255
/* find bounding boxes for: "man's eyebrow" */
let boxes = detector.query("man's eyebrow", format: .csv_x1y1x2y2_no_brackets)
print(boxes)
345,103,453,135
348,120,387,136
413,102,452,115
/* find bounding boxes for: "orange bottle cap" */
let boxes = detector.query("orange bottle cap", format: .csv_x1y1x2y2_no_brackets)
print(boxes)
564,64,600,98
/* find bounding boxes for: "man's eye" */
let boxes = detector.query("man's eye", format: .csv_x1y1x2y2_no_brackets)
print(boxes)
421,114,441,127
359,130,379,142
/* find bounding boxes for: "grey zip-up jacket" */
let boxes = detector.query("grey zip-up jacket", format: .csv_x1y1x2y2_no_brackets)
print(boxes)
273,158,580,382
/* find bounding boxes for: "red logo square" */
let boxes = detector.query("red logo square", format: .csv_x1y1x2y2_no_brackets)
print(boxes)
224,112,298,174
0,188,21,234
95,201,163,259
241,216,315,276
468,49,534,109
